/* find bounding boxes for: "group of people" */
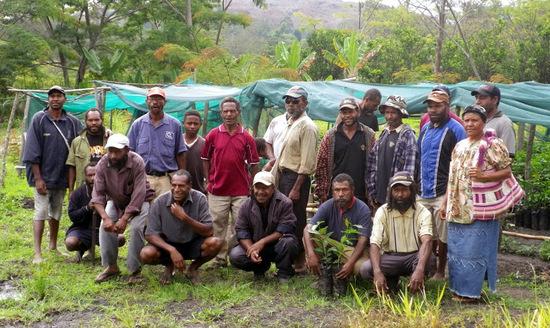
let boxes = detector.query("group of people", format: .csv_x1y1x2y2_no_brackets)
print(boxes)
23,82,519,302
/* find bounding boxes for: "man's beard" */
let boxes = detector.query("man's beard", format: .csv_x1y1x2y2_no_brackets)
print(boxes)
109,154,128,169
394,199,413,212
87,125,105,136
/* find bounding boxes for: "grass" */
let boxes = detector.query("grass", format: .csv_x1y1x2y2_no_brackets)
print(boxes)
1,120,549,327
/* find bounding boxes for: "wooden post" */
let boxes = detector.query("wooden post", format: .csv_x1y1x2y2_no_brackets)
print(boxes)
0,93,20,187
202,101,209,136
524,124,536,181
517,122,525,151
17,95,31,176
252,99,264,137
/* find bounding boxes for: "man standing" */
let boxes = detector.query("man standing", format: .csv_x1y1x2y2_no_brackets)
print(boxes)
472,84,515,157
304,174,371,295
128,87,187,197
358,88,382,131
182,110,206,194
23,85,82,263
315,98,375,204
66,108,108,192
201,97,260,267
419,85,463,130
92,134,155,283
367,95,416,211
360,172,435,294
418,90,466,280
229,171,298,283
263,107,288,172
140,170,222,284
274,86,318,271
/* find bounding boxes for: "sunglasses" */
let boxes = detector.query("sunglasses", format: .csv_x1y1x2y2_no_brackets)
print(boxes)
285,98,301,105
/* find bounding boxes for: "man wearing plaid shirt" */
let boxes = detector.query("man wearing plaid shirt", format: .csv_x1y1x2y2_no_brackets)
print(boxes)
366,95,417,213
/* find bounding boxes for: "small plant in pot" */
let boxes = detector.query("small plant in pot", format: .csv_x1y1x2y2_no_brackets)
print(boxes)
308,219,361,297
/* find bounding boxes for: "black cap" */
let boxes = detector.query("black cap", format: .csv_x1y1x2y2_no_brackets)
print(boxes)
432,84,451,97
471,84,500,98
462,104,487,122
47,85,66,96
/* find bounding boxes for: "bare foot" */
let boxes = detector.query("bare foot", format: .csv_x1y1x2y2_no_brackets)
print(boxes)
128,272,144,284
95,267,120,283
186,268,200,285
32,254,44,264
160,267,175,285
430,272,446,281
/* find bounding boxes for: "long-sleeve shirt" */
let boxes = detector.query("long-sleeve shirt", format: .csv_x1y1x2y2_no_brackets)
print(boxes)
91,151,155,217
68,183,94,229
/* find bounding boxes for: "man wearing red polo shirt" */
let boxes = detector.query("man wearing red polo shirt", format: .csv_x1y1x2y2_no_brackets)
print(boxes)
201,97,260,267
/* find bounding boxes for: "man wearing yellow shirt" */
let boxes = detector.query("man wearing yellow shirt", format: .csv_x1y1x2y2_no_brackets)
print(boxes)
360,171,435,294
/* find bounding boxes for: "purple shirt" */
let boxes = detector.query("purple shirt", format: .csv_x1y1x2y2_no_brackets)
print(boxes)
91,151,155,217
127,113,187,173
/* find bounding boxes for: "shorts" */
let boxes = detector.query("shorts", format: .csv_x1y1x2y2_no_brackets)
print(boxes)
156,237,205,265
66,226,99,249
34,189,65,221
417,195,447,243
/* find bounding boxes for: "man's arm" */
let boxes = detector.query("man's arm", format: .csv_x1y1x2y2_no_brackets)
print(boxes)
92,203,115,232
145,233,186,271
67,166,76,193
31,163,47,195
263,143,276,171
244,232,283,263
303,223,321,275
369,243,388,295
202,160,210,190
176,152,186,170
170,203,213,237
68,188,92,225
408,234,432,292
336,236,368,279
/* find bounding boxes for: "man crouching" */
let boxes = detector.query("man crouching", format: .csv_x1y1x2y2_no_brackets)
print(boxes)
140,170,222,284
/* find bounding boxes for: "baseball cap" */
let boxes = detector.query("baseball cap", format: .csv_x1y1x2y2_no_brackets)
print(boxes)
389,171,414,188
423,90,450,104
379,95,409,117
283,86,308,99
105,134,129,149
339,97,359,111
471,84,500,98
253,171,274,186
147,87,166,99
432,84,451,97
48,85,65,96
462,104,487,122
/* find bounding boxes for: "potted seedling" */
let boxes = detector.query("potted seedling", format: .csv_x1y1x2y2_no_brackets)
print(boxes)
308,219,361,297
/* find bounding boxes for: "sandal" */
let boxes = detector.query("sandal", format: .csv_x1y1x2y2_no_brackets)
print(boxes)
95,269,120,283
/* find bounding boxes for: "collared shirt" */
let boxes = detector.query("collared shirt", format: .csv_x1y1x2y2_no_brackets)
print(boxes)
418,118,466,198
66,129,107,188
201,124,259,196
263,113,288,159
367,124,417,203
91,151,154,217
23,108,83,189
333,124,368,200
183,134,206,194
277,114,318,175
486,111,515,155
67,183,94,230
370,203,432,253
127,113,187,173
358,111,379,131
145,189,212,244
310,198,372,245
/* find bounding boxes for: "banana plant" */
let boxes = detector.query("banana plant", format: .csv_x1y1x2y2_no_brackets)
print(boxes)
274,40,316,81
82,48,125,80
322,33,379,78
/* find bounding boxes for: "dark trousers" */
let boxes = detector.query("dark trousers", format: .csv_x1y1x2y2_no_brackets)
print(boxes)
360,252,436,287
278,169,310,251
229,236,298,278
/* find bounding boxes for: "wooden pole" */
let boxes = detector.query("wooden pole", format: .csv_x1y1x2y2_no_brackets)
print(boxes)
0,93,20,187
517,122,525,151
524,124,536,181
16,96,31,176
202,102,209,136
252,99,264,137
503,230,550,241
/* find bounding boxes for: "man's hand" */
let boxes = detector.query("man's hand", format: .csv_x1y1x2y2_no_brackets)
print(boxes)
170,249,186,272
373,270,388,295
246,241,265,263
102,217,116,233
170,203,187,221
288,188,300,202
263,159,275,172
335,261,354,279
104,128,113,138
408,268,425,293
468,167,485,182
114,218,128,234
35,178,47,195
306,252,321,276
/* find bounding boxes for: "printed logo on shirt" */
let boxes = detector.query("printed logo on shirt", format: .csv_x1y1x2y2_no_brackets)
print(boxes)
89,145,106,164
389,141,395,148
43,133,51,137
164,131,174,140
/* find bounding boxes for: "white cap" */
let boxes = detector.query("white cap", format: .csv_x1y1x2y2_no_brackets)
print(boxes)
253,171,274,186
105,134,129,149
